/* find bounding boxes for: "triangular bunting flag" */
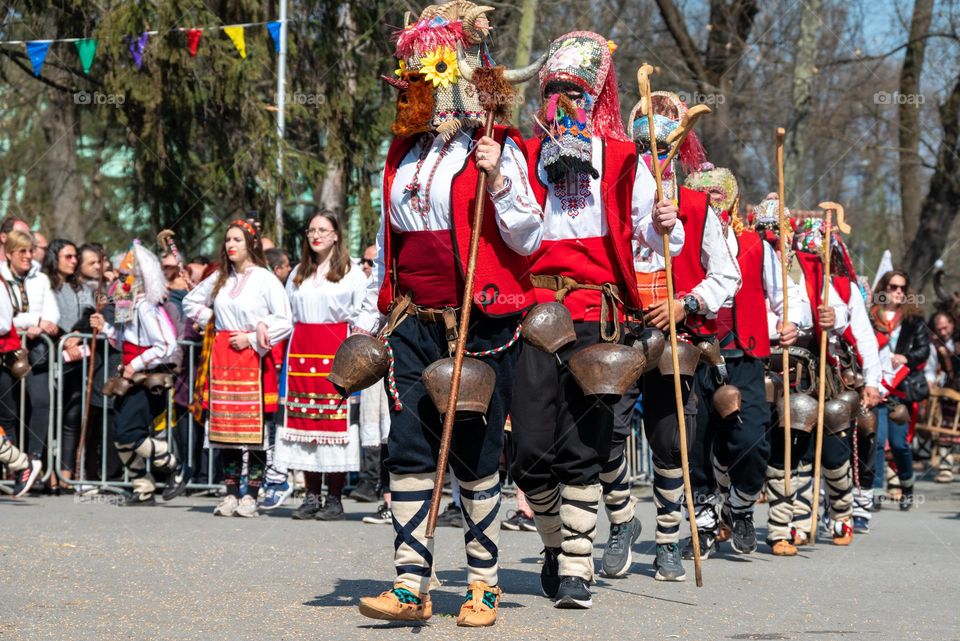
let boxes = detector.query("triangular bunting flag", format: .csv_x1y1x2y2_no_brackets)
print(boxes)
224,25,246,59
129,32,149,70
25,41,51,77
187,28,203,57
266,21,282,53
75,38,97,75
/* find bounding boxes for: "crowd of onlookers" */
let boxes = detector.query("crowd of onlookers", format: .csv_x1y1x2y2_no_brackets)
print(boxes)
0,211,958,528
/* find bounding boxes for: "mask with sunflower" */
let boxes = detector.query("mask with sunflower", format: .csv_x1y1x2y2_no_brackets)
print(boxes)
387,2,494,139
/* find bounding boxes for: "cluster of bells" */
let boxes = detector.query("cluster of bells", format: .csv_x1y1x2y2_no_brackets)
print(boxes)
329,301,881,435
101,372,175,398
330,302,758,422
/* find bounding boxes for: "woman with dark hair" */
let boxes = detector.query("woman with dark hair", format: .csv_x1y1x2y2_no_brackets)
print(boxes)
870,269,930,510
183,220,292,518
43,239,92,486
275,211,366,520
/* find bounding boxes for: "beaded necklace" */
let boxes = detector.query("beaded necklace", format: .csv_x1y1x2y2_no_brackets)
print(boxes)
402,134,456,226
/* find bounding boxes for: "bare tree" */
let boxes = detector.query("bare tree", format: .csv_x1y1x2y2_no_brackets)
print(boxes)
899,0,935,246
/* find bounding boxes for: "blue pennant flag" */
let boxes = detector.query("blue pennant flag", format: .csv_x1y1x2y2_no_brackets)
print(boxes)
26,41,51,76
266,21,282,53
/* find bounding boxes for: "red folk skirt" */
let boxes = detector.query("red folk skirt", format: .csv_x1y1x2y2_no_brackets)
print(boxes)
283,322,349,445
207,332,279,446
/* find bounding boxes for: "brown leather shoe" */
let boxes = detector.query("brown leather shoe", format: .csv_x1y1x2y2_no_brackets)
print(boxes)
833,519,853,546
770,540,798,556
358,584,432,623
456,581,501,627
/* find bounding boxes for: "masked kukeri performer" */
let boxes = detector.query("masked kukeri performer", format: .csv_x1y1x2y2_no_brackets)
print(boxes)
821,236,881,539
679,164,802,558
352,2,544,627
274,211,368,521
509,32,682,608
89,241,189,505
752,204,848,554
594,91,738,583
183,221,293,519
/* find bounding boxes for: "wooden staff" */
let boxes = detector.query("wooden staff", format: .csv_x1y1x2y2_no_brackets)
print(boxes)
660,104,712,169
775,127,793,496
425,109,496,539
809,204,839,544
74,257,107,477
637,63,702,586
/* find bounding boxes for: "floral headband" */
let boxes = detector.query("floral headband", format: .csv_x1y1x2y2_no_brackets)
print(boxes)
230,219,258,238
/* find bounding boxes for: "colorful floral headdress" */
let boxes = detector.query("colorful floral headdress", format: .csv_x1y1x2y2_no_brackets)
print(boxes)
230,219,258,238
386,2,495,139
537,31,627,141
684,162,743,233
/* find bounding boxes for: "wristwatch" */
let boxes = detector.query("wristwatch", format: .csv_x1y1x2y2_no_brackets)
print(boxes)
682,294,701,315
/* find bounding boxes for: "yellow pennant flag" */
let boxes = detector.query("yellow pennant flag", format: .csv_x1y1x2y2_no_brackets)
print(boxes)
224,25,246,59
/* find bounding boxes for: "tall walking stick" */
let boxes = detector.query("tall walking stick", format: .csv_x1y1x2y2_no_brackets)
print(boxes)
809,203,841,544
421,45,551,536
424,109,495,539
75,258,107,478
775,128,793,496
638,63,702,586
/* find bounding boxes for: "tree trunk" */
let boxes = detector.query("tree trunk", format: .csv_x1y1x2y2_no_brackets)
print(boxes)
511,0,538,124
905,74,960,289
785,0,822,203
898,0,934,246
654,0,759,176
40,92,86,242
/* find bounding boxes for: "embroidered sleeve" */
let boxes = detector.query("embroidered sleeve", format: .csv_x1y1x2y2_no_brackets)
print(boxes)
491,139,543,257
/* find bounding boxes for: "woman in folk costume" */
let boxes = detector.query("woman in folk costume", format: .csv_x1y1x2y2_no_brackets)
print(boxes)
593,92,739,583
751,204,848,554
678,164,802,559
275,211,367,521
509,32,681,608
353,1,544,627
183,220,293,518
89,241,188,505
869,270,929,511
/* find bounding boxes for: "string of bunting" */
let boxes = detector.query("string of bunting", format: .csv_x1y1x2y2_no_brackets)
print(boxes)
0,20,285,77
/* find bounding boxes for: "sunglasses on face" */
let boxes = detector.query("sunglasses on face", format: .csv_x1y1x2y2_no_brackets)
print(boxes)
886,283,906,292
361,258,375,267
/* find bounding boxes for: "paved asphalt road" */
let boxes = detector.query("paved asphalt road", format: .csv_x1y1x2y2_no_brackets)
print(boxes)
1,479,957,641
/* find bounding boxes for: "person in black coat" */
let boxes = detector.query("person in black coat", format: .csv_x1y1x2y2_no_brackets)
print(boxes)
870,270,930,510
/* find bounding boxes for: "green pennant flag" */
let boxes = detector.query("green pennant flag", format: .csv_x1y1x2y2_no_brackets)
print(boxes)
75,38,97,74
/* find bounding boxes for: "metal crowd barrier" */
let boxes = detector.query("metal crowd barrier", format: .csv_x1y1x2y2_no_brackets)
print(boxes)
54,332,219,494
2,330,656,495
0,333,56,494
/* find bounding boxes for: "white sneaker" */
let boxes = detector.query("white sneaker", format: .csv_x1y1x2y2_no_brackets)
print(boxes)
213,495,239,517
234,495,259,518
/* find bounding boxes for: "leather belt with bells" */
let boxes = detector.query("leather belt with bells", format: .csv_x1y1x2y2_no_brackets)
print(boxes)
381,294,461,355
530,274,623,342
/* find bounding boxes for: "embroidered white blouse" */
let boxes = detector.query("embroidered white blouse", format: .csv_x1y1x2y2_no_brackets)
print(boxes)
183,266,293,356
357,128,544,333
286,262,367,325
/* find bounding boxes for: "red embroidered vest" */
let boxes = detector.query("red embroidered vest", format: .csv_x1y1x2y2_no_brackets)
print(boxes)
377,126,535,317
524,136,642,318
671,187,715,337
727,229,770,358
